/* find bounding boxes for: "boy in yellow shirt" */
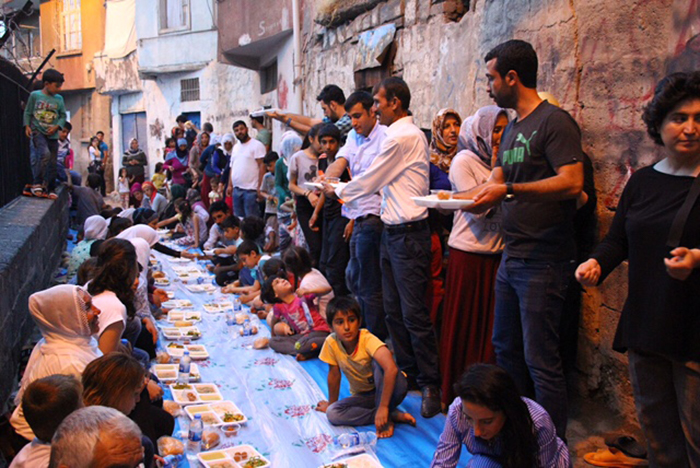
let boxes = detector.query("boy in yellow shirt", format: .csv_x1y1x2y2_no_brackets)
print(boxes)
316,296,415,438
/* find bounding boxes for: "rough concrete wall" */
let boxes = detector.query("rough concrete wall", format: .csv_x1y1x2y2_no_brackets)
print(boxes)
301,0,700,420
0,191,69,413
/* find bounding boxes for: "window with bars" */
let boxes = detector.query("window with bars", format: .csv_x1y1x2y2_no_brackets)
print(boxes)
160,0,190,32
180,78,200,102
259,60,277,94
60,0,82,52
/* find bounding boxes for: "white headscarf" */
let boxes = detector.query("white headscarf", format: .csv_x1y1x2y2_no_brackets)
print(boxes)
279,131,303,162
16,285,101,405
221,133,236,156
117,208,136,222
83,215,108,241
458,105,510,166
116,224,160,247
129,238,152,318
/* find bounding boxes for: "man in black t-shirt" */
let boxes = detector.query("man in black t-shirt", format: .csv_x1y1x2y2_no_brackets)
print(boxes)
459,40,584,440
316,124,351,296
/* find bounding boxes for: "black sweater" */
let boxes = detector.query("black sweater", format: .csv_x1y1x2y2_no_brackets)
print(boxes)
591,166,700,360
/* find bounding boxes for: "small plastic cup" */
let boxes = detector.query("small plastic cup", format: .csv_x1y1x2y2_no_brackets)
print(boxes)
221,423,240,438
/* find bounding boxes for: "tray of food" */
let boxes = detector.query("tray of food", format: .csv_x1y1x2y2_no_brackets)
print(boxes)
165,310,202,323
166,343,209,360
168,257,193,264
154,275,171,287
152,363,200,383
198,444,269,467
185,401,248,427
319,454,383,468
203,301,234,313
411,192,474,210
186,284,217,293
162,299,194,309
161,326,202,340
169,382,223,405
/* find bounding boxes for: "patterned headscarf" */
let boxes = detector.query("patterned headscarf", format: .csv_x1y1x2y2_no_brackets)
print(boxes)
459,105,510,166
430,108,462,173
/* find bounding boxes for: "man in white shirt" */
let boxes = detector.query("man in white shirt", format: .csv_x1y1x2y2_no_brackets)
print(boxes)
322,91,389,342
335,78,441,418
228,120,267,218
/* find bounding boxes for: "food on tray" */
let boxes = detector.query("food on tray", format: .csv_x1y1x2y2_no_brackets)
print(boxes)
186,330,201,338
156,436,184,456
195,385,216,394
201,430,220,450
173,320,193,327
156,352,171,364
209,462,236,468
323,464,348,468
233,452,249,462
253,338,269,349
222,412,245,422
171,383,191,390
167,343,184,349
241,457,267,468
188,345,205,352
185,391,198,402
201,413,218,424
221,424,239,437
158,370,177,379
437,191,452,200
163,401,181,417
152,271,166,279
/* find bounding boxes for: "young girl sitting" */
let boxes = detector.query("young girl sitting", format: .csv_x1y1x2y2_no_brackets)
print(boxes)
282,246,334,318
261,274,330,361
159,199,208,249
316,296,415,439
117,168,132,209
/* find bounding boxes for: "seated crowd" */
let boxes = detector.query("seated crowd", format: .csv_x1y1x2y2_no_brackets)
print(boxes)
7,39,700,468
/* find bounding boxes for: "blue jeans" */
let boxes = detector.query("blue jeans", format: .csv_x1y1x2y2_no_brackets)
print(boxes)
31,132,58,192
346,215,387,341
492,254,575,439
326,359,408,426
233,187,260,219
628,350,700,467
380,221,439,388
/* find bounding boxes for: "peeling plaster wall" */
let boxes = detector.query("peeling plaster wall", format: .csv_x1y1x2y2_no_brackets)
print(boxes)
301,0,700,421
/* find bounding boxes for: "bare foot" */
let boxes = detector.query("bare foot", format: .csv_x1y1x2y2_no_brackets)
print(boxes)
391,410,416,427
377,421,394,439
295,353,309,361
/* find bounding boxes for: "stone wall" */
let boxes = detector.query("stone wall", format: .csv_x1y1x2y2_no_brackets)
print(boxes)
300,0,700,420
0,191,69,412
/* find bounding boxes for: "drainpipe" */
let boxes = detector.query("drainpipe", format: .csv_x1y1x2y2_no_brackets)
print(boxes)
291,0,303,114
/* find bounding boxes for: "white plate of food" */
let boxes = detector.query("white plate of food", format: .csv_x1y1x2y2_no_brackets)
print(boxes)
152,363,200,383
198,444,269,468
186,401,248,427
169,382,223,405
203,301,233,314
165,311,202,323
411,193,474,210
162,300,194,309
166,343,210,360
161,326,202,340
186,284,217,294
319,453,383,468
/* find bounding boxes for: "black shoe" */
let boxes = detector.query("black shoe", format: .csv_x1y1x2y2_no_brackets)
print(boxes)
421,385,441,418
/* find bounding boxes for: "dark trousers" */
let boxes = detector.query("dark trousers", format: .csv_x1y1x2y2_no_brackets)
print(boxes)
296,198,322,267
269,331,329,357
30,132,58,192
380,221,439,388
320,215,350,296
326,360,408,426
492,254,574,439
347,215,387,341
628,350,700,467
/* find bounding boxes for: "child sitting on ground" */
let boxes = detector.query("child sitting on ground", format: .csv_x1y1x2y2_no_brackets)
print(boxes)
10,374,82,468
283,246,334,318
222,241,269,301
261,274,331,361
316,296,415,438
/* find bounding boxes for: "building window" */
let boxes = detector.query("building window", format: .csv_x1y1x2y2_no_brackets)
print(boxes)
60,0,82,52
259,60,277,94
160,0,190,33
180,78,200,102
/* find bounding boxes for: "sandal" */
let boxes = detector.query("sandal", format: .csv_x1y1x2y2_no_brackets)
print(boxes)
31,186,47,198
605,434,647,459
22,186,34,197
584,448,649,467
47,192,58,200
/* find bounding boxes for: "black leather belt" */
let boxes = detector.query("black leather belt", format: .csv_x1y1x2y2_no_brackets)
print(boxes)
355,214,380,223
384,218,428,234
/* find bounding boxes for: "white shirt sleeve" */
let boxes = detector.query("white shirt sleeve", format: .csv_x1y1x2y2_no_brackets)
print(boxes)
338,136,403,203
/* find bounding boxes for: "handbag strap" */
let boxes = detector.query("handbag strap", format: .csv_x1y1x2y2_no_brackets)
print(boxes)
667,174,700,248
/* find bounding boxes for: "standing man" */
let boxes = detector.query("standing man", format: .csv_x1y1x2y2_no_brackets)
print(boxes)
459,40,583,439
267,84,353,144
335,79,441,418
228,120,266,218
251,115,272,153
322,90,389,341
95,130,109,195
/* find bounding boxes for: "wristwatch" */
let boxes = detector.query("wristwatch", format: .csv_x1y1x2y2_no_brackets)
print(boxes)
505,182,515,201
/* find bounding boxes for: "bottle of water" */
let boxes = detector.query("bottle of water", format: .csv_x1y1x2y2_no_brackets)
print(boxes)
160,454,183,467
242,318,252,336
178,351,191,383
233,297,241,313
333,431,377,449
188,414,203,452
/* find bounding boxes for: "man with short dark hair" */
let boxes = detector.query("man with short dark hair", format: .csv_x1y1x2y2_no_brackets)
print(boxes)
459,39,584,439
266,84,352,144
94,131,109,196
322,90,389,341
250,115,272,152
227,120,266,218
336,78,441,418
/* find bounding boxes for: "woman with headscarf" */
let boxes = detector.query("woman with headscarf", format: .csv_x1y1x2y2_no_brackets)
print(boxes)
199,133,222,209
128,237,159,357
129,182,150,210
117,223,196,260
439,105,510,406
67,215,108,280
142,181,167,216
163,138,190,187
276,131,303,251
10,285,101,441
121,138,148,184
430,108,462,190
188,132,209,192
212,133,235,202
